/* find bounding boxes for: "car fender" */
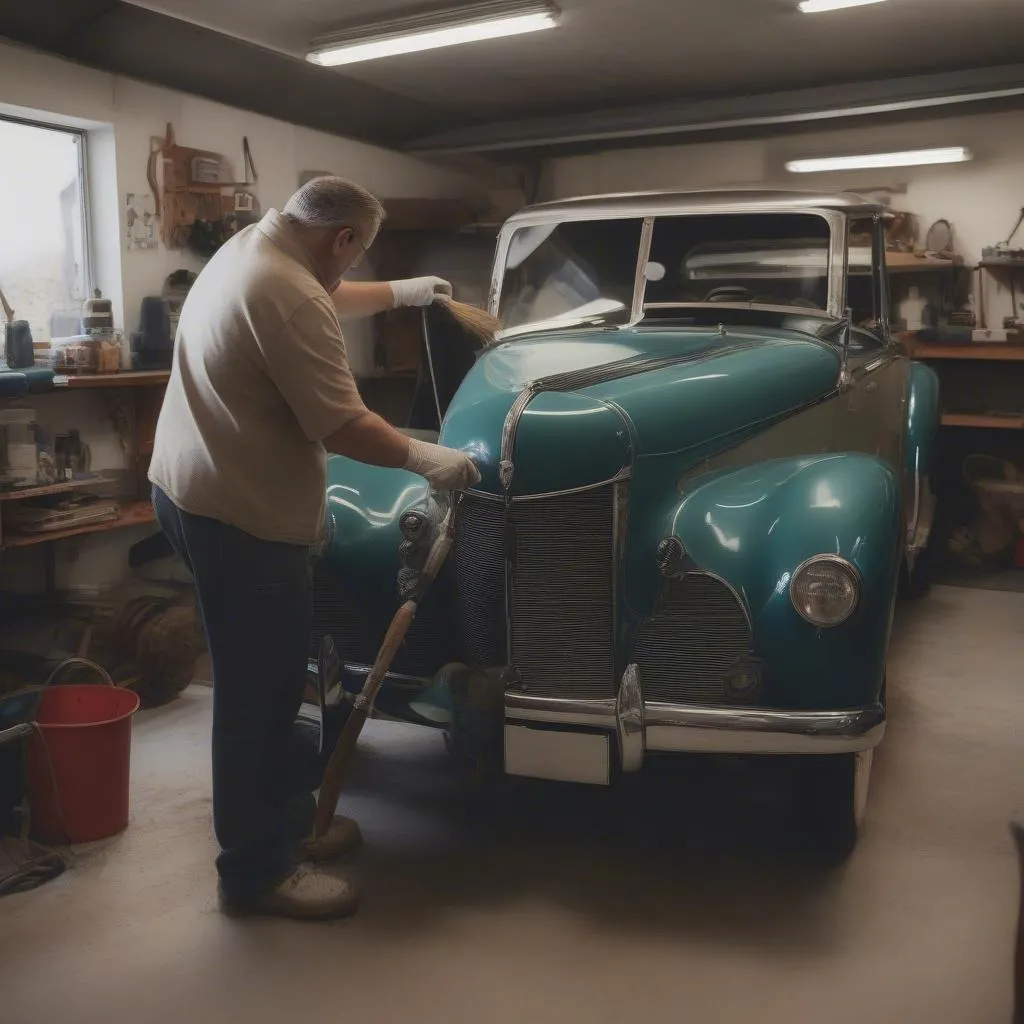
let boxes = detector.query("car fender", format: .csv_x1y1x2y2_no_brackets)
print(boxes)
320,455,429,612
905,360,940,483
667,453,901,706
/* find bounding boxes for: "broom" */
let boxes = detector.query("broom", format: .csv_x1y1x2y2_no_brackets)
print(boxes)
306,495,462,857
433,296,502,346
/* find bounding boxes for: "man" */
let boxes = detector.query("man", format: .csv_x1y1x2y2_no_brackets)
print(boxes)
149,177,480,920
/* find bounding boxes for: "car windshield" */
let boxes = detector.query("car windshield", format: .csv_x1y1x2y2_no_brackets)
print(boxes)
495,211,837,335
497,218,643,331
644,213,832,313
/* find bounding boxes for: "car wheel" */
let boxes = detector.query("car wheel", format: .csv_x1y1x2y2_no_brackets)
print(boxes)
800,750,873,862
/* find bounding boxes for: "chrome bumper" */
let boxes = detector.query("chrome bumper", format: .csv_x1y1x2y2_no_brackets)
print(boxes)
505,664,885,768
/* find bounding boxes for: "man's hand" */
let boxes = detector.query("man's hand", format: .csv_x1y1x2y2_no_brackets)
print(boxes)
389,277,453,309
404,437,481,491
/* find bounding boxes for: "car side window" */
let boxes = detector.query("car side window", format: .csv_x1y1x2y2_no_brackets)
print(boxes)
846,217,887,353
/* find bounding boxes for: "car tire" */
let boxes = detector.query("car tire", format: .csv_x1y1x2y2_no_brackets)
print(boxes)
800,750,873,862
899,544,932,599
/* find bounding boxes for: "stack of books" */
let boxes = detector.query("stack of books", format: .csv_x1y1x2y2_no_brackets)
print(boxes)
4,494,120,535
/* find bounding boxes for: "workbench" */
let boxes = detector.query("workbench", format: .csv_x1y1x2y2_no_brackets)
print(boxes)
0,370,170,595
0,363,418,587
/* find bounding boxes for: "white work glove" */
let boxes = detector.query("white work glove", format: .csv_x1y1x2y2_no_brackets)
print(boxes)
389,276,453,308
404,437,481,490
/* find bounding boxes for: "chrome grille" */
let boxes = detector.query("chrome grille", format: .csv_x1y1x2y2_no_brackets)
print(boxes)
310,565,377,667
311,563,453,678
510,486,616,698
453,495,507,667
634,572,752,704
453,486,617,698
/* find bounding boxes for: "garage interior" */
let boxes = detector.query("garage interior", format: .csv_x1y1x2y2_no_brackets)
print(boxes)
1,1,1023,1021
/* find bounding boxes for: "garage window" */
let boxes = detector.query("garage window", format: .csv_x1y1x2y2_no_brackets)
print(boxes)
0,115,91,344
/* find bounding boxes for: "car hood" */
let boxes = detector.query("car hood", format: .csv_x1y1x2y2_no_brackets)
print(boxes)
440,325,841,495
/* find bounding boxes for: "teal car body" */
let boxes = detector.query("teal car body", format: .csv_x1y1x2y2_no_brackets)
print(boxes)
312,190,939,851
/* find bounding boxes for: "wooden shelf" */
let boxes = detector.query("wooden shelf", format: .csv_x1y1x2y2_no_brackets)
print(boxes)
0,477,114,502
978,260,1024,271
941,413,1024,430
887,253,957,272
166,183,253,194
909,344,1024,361
58,371,170,389
3,500,156,547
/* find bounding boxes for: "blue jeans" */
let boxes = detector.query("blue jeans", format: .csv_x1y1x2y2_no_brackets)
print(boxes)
153,487,322,901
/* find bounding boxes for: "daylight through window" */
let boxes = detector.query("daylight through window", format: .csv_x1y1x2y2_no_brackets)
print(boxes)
0,116,90,345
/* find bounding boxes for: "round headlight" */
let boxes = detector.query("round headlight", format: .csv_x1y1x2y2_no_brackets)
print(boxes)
400,510,429,542
790,556,860,627
656,537,686,577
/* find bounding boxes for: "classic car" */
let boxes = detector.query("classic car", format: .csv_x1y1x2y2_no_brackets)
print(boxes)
309,190,940,856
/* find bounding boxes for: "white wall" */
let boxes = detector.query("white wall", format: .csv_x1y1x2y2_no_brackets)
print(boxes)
0,39,481,369
543,107,1024,326
0,39,483,592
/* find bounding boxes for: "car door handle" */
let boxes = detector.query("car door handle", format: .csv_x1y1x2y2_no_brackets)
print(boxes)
864,381,879,392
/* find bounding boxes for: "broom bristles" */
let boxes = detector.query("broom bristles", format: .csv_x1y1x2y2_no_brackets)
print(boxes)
435,297,502,345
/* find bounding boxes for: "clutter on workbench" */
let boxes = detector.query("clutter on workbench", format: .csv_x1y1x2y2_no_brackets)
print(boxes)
0,402,117,544
983,206,1024,265
0,408,44,489
81,290,114,336
5,495,121,536
162,269,197,339
0,281,35,371
44,290,123,373
898,286,931,331
130,297,173,371
53,429,90,481
48,333,123,374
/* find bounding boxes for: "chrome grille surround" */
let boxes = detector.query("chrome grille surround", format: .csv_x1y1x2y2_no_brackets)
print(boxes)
453,482,621,699
634,571,753,705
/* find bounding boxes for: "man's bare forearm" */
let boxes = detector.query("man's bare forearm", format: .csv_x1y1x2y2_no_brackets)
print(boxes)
332,281,394,320
323,411,410,467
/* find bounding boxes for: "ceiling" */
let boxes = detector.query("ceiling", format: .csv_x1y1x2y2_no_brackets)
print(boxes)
3,0,1024,155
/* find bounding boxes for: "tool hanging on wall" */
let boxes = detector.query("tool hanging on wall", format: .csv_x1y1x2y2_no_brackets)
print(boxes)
147,124,261,256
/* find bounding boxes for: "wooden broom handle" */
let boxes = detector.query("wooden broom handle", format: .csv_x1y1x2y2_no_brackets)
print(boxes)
312,504,458,839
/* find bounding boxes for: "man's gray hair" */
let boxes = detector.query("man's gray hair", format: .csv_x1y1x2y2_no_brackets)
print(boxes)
282,176,385,232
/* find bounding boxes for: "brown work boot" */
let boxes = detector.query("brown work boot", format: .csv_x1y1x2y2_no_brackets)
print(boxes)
219,863,359,920
302,815,362,863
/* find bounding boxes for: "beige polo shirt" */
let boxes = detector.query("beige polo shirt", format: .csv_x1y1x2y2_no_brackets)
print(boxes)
149,210,368,545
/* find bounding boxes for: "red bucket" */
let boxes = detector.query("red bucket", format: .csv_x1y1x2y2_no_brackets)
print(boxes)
26,684,141,844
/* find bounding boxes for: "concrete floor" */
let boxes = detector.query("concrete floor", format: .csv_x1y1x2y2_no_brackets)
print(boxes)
2,584,1022,1024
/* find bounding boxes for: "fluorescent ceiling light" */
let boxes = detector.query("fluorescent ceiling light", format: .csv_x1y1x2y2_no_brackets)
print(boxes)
308,2,559,67
786,147,972,173
798,0,888,12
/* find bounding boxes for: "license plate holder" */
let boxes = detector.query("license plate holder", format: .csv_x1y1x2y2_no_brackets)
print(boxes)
504,724,610,785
